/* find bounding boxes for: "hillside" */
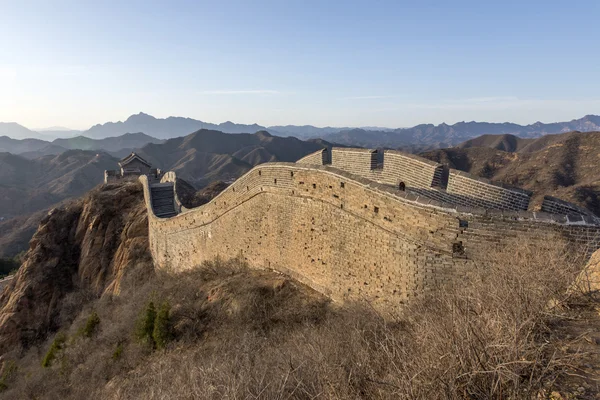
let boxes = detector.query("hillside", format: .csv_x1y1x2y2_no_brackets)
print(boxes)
0,151,119,256
421,131,600,215
136,129,328,187
0,132,162,158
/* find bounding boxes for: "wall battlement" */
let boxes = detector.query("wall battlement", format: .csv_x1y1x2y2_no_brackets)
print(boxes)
141,153,600,313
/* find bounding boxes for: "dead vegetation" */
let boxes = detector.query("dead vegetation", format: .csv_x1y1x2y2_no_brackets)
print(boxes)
0,242,597,399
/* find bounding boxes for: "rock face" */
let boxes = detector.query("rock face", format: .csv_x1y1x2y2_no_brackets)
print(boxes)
0,182,149,354
579,249,600,294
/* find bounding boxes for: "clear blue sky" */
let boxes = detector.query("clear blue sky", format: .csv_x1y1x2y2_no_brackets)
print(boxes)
1,0,599,129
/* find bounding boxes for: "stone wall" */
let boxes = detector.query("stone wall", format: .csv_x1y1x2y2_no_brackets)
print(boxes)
541,195,598,219
297,148,329,165
141,163,600,313
319,147,532,212
446,171,532,211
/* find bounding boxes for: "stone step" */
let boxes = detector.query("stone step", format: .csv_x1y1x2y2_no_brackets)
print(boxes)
151,193,173,200
151,188,173,195
154,207,175,215
155,211,177,218
150,183,174,189
153,198,174,207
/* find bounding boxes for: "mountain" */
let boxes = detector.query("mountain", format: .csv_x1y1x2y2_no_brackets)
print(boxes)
0,123,45,140
0,150,119,256
83,112,269,139
0,132,162,158
268,125,349,139
53,132,163,152
0,136,52,154
135,129,329,187
421,130,600,216
321,115,600,150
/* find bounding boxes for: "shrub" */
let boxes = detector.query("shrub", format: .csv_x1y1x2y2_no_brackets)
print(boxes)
41,333,67,368
77,311,100,338
0,360,17,391
152,302,173,350
135,301,156,347
111,343,124,361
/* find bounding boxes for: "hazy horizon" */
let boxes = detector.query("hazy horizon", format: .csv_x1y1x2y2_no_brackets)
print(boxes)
2,0,599,129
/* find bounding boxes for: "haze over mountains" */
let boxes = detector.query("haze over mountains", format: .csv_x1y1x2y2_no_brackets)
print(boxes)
4,112,600,150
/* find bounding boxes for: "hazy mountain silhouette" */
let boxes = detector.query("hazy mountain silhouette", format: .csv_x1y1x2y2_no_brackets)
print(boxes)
0,123,45,140
0,132,163,158
320,115,600,149
84,112,268,139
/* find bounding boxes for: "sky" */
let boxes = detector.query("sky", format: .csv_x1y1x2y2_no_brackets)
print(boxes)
1,0,599,130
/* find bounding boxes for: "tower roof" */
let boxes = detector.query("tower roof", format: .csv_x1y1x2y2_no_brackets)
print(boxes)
118,152,151,168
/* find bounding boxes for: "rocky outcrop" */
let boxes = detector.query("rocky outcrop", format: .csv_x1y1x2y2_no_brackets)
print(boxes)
0,182,150,354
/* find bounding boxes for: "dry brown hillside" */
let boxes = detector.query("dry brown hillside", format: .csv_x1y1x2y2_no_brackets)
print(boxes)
422,131,600,215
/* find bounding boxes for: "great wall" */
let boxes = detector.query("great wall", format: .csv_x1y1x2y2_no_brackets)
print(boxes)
139,148,600,313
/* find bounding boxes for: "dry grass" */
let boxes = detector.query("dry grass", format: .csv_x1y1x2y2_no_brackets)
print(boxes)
0,242,592,399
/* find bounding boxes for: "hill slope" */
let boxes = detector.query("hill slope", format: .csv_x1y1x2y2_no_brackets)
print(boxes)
0,151,119,256
421,131,600,215
136,129,328,187
0,133,162,157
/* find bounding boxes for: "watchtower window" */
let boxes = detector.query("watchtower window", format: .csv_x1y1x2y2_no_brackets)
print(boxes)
274,178,277,184
258,170,262,176
312,183,316,189
398,182,406,191
290,171,294,177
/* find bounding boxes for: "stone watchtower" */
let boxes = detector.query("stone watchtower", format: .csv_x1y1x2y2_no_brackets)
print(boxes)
104,152,162,183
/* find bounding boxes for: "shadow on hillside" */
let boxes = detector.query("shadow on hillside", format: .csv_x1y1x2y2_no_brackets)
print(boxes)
574,185,600,217
553,135,580,187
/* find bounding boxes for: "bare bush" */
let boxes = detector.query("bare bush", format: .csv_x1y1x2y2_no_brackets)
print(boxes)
1,241,591,399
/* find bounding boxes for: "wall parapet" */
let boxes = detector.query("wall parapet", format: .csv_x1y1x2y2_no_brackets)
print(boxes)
304,147,536,212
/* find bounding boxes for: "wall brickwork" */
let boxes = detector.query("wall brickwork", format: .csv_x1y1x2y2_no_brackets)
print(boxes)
297,148,330,165
141,162,600,313
446,171,532,211
541,195,598,219
317,147,533,212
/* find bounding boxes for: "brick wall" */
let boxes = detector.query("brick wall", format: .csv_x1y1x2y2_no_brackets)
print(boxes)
297,148,329,165
140,163,600,313
446,171,532,211
379,150,443,189
331,148,378,177
541,196,598,219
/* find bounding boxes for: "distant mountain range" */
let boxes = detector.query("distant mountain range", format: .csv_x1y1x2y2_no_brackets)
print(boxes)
3,113,600,149
0,132,163,159
323,115,600,149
